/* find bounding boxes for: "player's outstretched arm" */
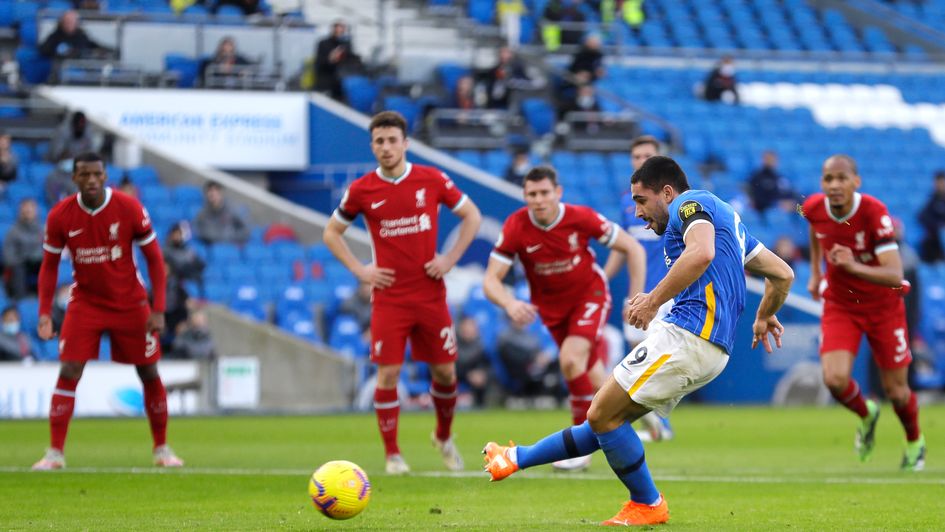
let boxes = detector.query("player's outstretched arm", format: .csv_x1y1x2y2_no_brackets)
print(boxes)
807,226,823,301
828,244,904,288
745,248,795,352
482,256,536,327
36,249,62,340
323,217,394,289
611,227,646,298
425,199,482,280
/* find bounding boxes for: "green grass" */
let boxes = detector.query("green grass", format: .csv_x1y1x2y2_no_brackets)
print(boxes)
1,405,943,530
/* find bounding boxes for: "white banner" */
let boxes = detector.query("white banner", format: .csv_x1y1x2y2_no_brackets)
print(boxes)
0,361,201,418
44,87,309,170
217,357,260,409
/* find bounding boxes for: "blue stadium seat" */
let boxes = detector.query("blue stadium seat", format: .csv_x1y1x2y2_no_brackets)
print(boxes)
164,54,200,88
520,98,556,136
382,96,420,133
329,314,368,357
342,76,378,114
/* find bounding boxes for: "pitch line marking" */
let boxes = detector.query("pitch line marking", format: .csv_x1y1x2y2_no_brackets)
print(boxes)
0,466,942,485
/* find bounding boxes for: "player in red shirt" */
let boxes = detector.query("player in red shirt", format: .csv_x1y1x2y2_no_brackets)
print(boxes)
482,165,645,470
31,152,183,470
803,154,924,470
322,111,482,474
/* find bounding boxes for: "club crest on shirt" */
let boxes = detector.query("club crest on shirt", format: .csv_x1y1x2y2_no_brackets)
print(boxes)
568,231,579,251
678,200,703,221
416,188,426,208
109,222,120,240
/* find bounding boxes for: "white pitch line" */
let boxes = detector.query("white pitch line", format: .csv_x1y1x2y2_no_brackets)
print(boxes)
1,466,942,485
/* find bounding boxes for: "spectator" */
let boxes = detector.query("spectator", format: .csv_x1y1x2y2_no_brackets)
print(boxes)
194,181,251,245
0,306,36,361
568,33,605,84
496,321,556,397
747,151,797,214
455,316,490,407
38,10,108,62
772,235,801,268
163,261,191,349
315,20,360,101
483,47,533,109
50,283,71,334
164,222,206,286
703,55,739,104
918,170,945,263
542,0,587,50
454,75,479,110
117,175,138,198
559,83,602,126
0,132,18,186
497,0,527,48
3,198,44,300
504,150,531,186
43,162,78,207
199,36,252,87
339,282,372,333
214,0,260,15
48,111,99,164
171,308,217,360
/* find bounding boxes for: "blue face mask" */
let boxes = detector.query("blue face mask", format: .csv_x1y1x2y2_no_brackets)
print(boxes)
2,321,20,335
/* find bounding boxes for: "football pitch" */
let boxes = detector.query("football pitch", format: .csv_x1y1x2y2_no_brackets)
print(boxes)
1,405,942,530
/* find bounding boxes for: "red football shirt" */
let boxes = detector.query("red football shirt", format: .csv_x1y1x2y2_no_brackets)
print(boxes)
802,192,900,309
43,188,157,311
491,203,616,310
333,163,467,304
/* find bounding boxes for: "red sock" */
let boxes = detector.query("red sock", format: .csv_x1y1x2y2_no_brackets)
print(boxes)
431,380,458,442
142,378,168,449
49,377,79,451
567,372,595,425
830,379,869,418
374,388,400,457
893,391,921,441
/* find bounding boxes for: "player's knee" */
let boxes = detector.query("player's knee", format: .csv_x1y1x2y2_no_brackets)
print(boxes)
430,365,456,385
375,366,400,389
586,401,617,433
60,362,84,380
883,383,911,406
821,369,848,392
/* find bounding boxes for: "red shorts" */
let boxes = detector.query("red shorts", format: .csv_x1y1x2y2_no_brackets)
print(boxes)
60,299,161,364
820,299,911,370
542,293,611,370
370,299,456,365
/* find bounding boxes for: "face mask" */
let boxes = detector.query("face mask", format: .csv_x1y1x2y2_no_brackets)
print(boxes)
720,65,735,77
2,321,20,335
578,96,594,108
59,158,73,172
515,162,529,173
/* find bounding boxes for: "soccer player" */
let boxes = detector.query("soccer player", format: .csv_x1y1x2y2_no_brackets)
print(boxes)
482,165,646,471
323,111,482,474
31,152,183,470
802,154,925,470
483,156,794,525
603,134,674,442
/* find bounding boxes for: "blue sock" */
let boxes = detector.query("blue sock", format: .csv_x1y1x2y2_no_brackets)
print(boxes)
516,421,600,469
596,421,660,504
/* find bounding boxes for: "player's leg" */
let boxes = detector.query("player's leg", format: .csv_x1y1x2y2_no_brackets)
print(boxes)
33,360,86,470
370,304,411,473
429,361,463,471
135,362,183,467
822,349,879,461
559,335,594,425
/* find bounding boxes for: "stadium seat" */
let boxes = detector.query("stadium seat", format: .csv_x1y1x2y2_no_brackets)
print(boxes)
329,315,368,357
164,54,200,88
520,99,556,136
342,76,378,115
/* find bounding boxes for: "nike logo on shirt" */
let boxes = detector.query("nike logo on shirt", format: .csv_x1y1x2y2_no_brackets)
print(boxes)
371,200,387,209
68,229,83,238
576,319,595,326
526,244,542,253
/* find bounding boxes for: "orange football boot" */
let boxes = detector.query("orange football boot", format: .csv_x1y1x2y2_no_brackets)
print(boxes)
601,494,669,526
482,441,519,481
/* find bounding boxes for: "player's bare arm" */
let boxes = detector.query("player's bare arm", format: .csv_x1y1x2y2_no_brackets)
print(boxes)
36,242,64,340
807,225,823,301
602,247,625,280
425,199,481,280
610,227,646,298
827,243,904,288
323,217,395,289
482,256,537,327
628,222,714,330
745,248,795,352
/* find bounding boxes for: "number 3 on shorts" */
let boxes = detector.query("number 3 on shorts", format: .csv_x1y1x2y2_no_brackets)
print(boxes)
893,328,907,354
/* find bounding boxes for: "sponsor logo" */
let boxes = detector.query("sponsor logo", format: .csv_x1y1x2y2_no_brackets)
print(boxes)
371,200,387,209
526,244,542,253
145,334,158,358
576,319,595,326
378,214,432,238
893,352,908,364
68,229,83,238
815,232,826,238
678,200,703,221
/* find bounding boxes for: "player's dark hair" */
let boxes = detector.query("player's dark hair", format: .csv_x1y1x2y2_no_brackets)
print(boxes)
204,180,222,192
631,156,690,194
369,111,408,138
72,152,103,173
630,135,660,153
827,154,858,175
524,165,559,187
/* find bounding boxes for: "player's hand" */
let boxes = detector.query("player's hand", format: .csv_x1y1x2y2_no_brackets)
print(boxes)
751,315,784,353
827,244,855,270
424,254,454,280
37,314,55,340
807,272,822,301
147,312,166,335
356,264,395,289
626,292,657,330
504,299,538,327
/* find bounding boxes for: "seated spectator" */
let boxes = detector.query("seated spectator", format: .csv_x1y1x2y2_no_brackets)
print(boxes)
117,175,138,198
504,149,531,186
497,321,556,397
542,0,587,49
171,308,216,360
772,236,801,268
200,37,252,87
164,222,206,286
48,111,100,164
454,75,479,110
3,199,44,300
340,282,372,333
194,181,251,245
0,132,18,187
50,283,72,334
455,316,490,407
0,306,36,361
748,151,797,214
38,10,109,62
315,20,361,101
163,261,191,349
484,46,533,109
703,56,739,104
214,0,260,15
568,33,605,84
559,83,602,128
919,170,945,263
